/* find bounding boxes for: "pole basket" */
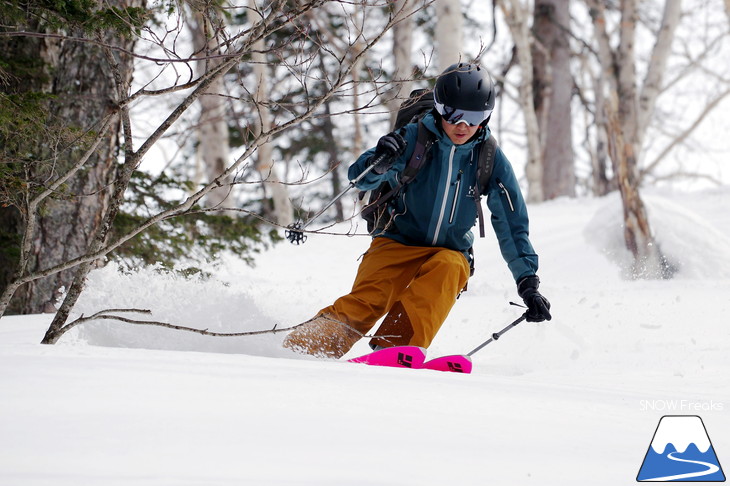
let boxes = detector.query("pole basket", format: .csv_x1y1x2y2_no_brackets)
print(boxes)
285,221,307,245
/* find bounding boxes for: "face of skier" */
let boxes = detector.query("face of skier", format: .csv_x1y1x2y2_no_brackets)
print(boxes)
441,119,480,145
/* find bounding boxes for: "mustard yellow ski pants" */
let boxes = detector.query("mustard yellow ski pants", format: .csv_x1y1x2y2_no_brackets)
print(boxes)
284,237,470,358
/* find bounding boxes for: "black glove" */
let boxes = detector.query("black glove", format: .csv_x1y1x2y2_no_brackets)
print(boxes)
372,131,407,174
517,275,552,323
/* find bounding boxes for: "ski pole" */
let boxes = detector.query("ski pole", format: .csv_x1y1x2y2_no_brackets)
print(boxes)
285,153,387,244
466,313,527,357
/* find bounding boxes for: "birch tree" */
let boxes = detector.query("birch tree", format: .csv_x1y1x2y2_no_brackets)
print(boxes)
249,0,293,227
532,0,575,199
192,9,235,210
498,0,544,202
388,0,417,126
584,0,681,278
436,0,464,69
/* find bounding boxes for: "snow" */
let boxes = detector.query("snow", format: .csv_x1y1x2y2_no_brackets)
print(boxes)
2,187,729,485
650,416,712,454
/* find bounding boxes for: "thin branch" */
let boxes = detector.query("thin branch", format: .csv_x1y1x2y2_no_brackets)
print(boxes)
2,0,410,303
62,308,396,340
640,87,730,180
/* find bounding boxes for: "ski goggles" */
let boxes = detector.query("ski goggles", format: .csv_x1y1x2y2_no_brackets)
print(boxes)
434,100,492,126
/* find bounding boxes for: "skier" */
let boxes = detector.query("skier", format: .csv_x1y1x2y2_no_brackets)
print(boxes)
283,63,551,359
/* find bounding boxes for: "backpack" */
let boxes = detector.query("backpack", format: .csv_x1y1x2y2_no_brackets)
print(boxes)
360,88,498,239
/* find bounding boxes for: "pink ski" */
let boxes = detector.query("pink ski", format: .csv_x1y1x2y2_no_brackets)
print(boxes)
347,345,426,369
422,355,472,374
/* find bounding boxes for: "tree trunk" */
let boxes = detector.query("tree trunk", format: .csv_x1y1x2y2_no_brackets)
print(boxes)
0,17,127,314
636,0,682,152
322,100,344,221
389,0,416,127
591,100,613,196
250,0,293,227
500,0,544,202
605,0,673,279
532,0,575,199
192,12,235,210
436,0,464,70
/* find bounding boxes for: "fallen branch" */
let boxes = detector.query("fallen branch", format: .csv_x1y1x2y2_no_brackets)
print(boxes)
63,308,296,337
61,308,396,342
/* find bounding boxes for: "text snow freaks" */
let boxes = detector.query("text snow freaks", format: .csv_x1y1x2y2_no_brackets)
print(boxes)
640,400,724,412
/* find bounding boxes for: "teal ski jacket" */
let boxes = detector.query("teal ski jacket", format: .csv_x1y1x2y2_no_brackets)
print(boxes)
349,113,539,283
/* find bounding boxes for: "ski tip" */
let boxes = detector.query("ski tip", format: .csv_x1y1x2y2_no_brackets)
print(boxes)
422,355,473,374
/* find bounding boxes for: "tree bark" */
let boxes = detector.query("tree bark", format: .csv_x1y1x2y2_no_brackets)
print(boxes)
389,0,416,127
636,0,682,152
192,11,235,210
592,0,674,278
0,14,130,314
436,0,464,70
250,0,293,227
532,0,575,199
500,0,544,202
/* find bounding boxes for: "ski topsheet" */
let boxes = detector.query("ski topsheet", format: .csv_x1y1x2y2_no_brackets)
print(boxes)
347,346,472,374
422,355,472,374
347,345,426,369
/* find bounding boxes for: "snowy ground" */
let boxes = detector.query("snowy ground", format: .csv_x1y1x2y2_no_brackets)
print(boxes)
1,187,729,485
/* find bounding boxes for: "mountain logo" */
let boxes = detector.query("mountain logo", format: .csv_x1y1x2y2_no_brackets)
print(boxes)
637,415,726,482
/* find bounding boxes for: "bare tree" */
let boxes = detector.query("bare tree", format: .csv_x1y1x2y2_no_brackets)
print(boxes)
584,0,681,278
250,0,293,227
498,0,545,202
191,9,236,210
388,0,417,126
0,0,421,344
532,0,575,199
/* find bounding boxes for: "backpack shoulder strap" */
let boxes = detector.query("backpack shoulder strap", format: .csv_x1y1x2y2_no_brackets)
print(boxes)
477,134,498,194
360,121,436,220
474,134,498,238
400,121,436,184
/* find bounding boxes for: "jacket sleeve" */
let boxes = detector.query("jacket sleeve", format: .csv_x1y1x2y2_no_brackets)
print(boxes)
485,148,539,282
347,124,420,191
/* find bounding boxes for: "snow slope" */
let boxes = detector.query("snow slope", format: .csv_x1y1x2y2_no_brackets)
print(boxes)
1,187,729,485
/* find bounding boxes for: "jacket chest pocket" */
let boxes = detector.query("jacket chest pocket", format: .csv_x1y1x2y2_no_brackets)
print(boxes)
448,172,463,224
496,178,515,212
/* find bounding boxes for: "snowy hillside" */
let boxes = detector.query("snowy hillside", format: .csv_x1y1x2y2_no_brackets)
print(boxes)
1,187,729,485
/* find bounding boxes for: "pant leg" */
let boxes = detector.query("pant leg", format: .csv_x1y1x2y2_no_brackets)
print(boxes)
285,238,469,357
284,238,427,358
320,237,426,334
371,247,470,349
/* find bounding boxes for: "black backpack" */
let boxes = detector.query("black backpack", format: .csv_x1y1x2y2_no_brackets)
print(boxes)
360,88,498,238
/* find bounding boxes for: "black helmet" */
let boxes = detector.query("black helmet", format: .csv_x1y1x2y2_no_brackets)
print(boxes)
434,63,495,126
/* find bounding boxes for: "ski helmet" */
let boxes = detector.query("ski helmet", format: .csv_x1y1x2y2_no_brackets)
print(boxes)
433,63,495,126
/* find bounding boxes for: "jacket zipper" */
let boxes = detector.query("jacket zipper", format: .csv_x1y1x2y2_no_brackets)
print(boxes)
497,179,515,212
432,146,455,245
449,171,462,224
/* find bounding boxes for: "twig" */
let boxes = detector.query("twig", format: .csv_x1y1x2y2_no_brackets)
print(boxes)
64,308,397,341
63,308,297,337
